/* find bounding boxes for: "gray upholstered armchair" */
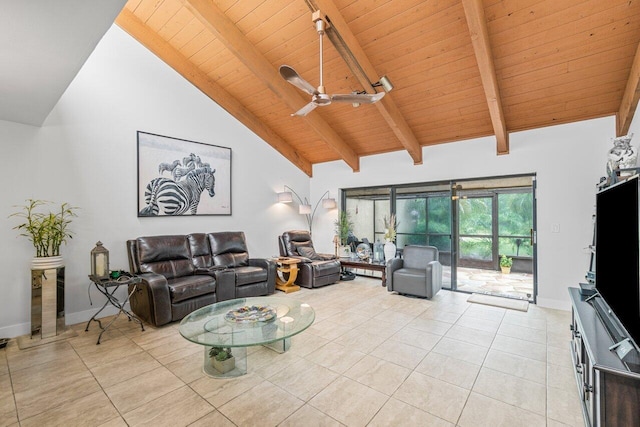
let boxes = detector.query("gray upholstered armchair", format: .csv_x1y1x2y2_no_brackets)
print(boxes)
387,245,443,298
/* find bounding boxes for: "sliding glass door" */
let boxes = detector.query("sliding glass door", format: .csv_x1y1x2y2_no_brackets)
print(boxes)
341,174,536,301
452,176,536,301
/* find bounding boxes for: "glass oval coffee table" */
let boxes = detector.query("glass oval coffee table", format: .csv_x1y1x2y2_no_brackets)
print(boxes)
179,296,315,378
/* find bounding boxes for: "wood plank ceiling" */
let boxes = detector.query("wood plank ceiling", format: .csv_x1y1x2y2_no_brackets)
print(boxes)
116,0,640,176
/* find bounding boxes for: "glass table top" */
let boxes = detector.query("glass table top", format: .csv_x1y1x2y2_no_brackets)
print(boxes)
179,296,315,348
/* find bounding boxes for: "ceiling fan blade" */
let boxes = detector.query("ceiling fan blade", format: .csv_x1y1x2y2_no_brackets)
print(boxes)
279,65,318,96
292,102,319,117
331,92,386,104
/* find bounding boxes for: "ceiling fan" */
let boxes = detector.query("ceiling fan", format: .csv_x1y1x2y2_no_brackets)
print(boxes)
279,16,385,117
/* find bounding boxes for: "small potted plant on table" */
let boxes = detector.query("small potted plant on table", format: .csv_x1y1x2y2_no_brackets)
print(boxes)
209,347,235,373
500,255,513,274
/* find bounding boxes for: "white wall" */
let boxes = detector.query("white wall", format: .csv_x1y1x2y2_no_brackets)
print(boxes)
0,25,310,338
310,117,617,310
0,22,631,337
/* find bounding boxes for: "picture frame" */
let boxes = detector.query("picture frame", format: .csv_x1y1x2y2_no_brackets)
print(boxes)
137,131,231,216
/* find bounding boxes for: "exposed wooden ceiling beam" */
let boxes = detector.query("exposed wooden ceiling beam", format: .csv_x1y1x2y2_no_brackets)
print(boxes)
308,0,423,165
617,41,640,137
462,0,509,155
181,0,360,172
115,9,313,176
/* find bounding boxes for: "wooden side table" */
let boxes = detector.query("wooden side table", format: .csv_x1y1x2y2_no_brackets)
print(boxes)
274,257,300,293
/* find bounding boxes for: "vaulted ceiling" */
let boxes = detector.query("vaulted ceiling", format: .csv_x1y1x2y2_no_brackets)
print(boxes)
115,0,640,176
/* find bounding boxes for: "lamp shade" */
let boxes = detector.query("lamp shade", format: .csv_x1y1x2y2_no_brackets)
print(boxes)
299,204,312,214
322,198,337,209
278,191,293,203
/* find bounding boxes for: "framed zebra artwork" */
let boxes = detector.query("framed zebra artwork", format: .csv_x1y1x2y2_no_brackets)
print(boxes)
137,131,231,216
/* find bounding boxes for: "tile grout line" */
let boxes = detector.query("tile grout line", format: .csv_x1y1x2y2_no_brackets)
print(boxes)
2,349,19,425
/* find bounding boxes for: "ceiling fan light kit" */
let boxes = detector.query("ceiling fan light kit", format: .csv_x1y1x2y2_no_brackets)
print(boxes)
279,10,385,117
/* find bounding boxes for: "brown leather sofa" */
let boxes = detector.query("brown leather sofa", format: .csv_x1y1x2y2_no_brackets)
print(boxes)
278,230,341,288
127,232,275,326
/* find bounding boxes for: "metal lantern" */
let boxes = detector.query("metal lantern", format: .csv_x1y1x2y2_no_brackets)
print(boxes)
91,241,110,280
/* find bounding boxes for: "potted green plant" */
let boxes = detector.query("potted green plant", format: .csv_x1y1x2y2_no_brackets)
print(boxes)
10,199,78,269
334,210,353,258
500,254,513,274
209,346,235,373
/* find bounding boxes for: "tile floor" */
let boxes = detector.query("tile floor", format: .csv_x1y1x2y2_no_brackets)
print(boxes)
0,278,585,427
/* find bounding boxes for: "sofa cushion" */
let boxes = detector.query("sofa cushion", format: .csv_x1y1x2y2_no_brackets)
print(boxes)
187,233,213,269
208,232,249,267
297,246,322,260
234,266,268,286
167,275,216,303
136,235,195,279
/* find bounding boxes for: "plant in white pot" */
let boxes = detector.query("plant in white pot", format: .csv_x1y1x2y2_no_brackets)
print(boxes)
334,210,354,258
10,199,78,268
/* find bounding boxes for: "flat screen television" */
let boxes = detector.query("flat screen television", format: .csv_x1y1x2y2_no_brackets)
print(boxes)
595,175,640,350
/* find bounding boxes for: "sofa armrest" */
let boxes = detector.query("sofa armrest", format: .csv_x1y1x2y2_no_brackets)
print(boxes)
249,258,277,294
386,258,404,291
318,253,337,261
130,272,172,326
248,258,268,269
426,260,443,293
285,255,312,264
192,267,234,301
214,269,236,302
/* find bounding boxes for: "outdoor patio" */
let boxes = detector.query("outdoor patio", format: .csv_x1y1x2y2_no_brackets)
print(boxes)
442,266,534,302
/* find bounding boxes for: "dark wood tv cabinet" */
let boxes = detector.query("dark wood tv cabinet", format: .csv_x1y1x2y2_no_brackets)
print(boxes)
569,287,640,426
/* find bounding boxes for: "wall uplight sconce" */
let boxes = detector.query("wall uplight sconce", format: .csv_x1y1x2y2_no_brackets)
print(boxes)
277,185,336,233
277,191,293,203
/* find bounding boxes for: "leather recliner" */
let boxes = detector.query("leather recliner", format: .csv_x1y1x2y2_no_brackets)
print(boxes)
190,232,276,299
386,245,443,299
126,232,275,326
278,230,341,288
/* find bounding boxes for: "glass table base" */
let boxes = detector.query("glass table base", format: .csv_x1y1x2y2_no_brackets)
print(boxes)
263,337,291,354
202,338,291,378
203,345,247,378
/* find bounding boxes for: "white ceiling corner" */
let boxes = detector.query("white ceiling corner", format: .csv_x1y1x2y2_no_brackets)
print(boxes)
0,0,127,126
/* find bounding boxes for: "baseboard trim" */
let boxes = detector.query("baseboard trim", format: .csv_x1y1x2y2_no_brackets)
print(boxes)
536,296,571,311
65,304,126,326
0,304,128,339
